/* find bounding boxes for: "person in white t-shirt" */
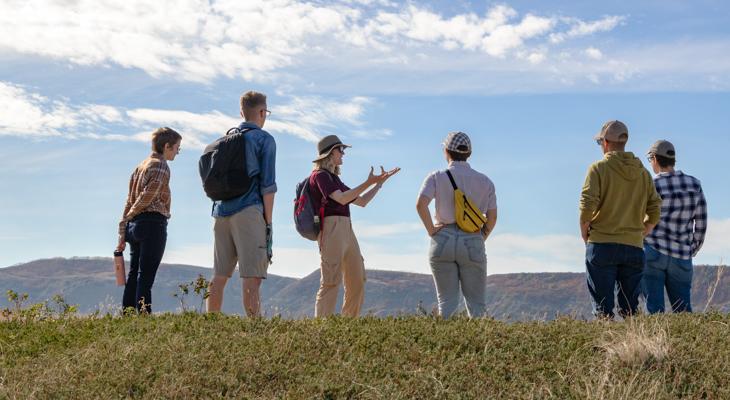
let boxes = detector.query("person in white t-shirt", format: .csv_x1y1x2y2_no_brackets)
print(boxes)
416,131,498,318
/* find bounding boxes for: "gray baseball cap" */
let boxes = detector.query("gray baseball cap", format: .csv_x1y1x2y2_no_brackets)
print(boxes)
594,120,629,143
443,131,471,153
647,140,676,159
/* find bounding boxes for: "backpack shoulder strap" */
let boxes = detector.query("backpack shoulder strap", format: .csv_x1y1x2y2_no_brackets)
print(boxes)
445,170,458,191
226,127,255,136
310,170,328,206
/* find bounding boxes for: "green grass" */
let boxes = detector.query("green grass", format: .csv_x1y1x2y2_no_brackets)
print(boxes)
1,313,729,399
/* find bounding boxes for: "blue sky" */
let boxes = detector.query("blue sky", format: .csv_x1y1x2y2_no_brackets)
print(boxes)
1,0,729,277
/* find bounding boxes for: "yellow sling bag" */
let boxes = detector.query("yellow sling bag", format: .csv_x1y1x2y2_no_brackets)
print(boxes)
446,170,486,233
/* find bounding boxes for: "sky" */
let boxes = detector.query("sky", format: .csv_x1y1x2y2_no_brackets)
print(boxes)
1,0,729,278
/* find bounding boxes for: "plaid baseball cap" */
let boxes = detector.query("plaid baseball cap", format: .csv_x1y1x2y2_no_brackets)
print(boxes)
647,140,676,159
443,131,471,153
594,120,629,143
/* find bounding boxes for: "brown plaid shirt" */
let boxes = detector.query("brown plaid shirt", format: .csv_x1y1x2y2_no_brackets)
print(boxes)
118,153,171,241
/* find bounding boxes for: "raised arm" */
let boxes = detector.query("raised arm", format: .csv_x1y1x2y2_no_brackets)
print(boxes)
330,166,398,206
351,167,400,207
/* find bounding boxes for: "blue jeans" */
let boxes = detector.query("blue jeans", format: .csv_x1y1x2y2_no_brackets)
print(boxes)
642,244,693,313
429,225,487,318
123,212,168,313
585,242,645,319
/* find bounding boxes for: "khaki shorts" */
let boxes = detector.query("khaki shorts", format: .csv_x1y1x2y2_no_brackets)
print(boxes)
213,206,268,279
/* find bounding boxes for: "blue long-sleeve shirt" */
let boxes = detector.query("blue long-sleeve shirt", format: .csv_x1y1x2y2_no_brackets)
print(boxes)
211,122,277,218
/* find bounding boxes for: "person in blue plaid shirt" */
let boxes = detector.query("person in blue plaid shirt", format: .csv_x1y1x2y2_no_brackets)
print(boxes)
643,140,707,313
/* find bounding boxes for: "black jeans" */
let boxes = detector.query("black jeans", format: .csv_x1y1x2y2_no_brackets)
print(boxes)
123,212,168,312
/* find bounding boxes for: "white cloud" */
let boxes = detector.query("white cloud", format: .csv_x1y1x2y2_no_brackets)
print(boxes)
0,81,122,139
0,1,624,82
550,15,625,44
696,218,730,266
481,14,555,57
585,47,604,60
355,222,423,239
526,51,547,64
0,81,386,147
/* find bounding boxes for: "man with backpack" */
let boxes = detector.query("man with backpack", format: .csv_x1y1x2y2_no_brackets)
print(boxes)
203,91,276,317
580,120,662,319
416,131,497,318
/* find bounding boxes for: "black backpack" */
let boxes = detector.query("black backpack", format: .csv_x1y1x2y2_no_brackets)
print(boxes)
199,127,254,201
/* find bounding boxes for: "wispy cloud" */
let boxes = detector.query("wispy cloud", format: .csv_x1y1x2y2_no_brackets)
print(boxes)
550,15,625,44
0,1,624,83
0,81,387,147
0,81,122,138
585,47,604,60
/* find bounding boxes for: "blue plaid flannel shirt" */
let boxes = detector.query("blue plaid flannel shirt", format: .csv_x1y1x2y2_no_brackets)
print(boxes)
645,171,707,260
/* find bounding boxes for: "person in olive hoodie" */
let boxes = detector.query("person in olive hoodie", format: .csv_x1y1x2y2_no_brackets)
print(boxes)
579,120,662,319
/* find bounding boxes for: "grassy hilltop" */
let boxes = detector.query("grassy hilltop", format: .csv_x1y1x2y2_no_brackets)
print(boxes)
2,313,730,399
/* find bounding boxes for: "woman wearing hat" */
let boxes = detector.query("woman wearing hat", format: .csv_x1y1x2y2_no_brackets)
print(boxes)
308,135,400,317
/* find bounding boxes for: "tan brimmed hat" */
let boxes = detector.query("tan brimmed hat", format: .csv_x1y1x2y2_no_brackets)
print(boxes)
647,140,676,159
313,135,351,162
594,120,629,143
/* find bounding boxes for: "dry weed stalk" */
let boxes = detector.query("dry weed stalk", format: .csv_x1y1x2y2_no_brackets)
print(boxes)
583,319,669,399
600,319,669,367
703,259,725,312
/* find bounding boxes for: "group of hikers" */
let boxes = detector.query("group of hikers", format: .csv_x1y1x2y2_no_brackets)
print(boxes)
115,90,707,319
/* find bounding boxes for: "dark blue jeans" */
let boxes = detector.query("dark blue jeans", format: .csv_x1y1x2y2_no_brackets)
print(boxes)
123,212,168,313
585,242,645,319
642,244,693,314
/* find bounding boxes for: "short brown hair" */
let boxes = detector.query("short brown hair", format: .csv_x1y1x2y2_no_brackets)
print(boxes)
447,149,471,162
605,137,627,151
151,127,182,154
654,154,676,168
240,91,267,119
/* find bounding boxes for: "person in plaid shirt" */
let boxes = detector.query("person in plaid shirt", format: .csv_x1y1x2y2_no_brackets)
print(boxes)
116,127,182,313
643,140,707,313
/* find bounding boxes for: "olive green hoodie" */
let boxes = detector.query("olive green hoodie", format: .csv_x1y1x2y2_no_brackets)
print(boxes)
579,151,662,248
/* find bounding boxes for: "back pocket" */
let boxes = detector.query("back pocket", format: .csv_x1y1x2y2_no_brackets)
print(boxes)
465,237,486,263
429,231,450,261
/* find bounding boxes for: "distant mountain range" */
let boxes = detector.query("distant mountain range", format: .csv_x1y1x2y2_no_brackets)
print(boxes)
1,258,728,319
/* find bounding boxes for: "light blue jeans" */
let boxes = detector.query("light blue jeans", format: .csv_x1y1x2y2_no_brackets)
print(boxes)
429,224,487,318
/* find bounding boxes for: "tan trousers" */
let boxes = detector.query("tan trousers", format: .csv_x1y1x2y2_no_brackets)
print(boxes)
315,216,366,317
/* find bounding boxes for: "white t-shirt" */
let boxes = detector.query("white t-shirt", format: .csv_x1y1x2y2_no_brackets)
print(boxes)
418,161,497,225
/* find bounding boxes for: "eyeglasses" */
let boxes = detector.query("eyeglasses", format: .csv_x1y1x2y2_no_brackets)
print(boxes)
647,155,655,162
264,109,272,117
595,138,604,146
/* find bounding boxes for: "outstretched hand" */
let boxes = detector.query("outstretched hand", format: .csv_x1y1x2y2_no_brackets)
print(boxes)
368,166,401,185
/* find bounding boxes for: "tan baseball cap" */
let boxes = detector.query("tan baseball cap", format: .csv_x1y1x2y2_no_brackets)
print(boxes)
313,135,351,162
647,140,676,159
594,120,629,143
